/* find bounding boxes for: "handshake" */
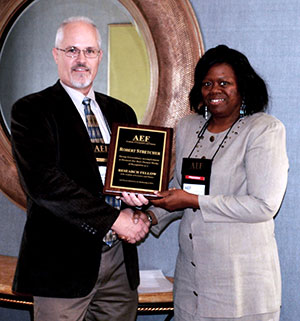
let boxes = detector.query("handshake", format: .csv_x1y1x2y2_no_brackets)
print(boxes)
111,192,155,244
110,187,187,243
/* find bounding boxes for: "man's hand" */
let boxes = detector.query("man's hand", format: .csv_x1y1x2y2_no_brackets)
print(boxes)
132,209,157,226
120,192,149,207
111,208,149,243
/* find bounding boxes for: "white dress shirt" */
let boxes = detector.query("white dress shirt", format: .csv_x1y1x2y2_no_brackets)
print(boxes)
60,81,111,143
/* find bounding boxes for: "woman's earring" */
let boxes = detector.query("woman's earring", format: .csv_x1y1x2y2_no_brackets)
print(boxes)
204,105,208,120
240,101,246,118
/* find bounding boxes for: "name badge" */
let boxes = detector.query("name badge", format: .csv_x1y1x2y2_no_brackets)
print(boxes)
93,142,109,166
93,142,109,184
181,158,212,195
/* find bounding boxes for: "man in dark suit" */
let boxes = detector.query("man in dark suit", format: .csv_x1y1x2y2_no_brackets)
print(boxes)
10,16,149,321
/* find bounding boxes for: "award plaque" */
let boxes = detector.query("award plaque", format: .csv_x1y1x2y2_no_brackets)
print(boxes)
104,123,173,198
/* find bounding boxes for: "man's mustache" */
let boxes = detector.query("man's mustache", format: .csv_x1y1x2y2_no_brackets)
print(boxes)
71,64,90,72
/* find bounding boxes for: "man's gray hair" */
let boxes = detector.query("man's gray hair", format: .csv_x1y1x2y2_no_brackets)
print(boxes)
55,16,101,48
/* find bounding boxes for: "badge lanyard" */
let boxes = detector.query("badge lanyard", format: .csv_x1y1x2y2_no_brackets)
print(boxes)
182,117,239,195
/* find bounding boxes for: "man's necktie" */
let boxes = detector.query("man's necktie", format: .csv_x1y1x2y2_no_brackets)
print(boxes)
82,97,120,246
83,97,105,144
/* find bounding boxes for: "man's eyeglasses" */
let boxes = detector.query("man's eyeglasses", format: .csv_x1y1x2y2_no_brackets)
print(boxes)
56,46,101,59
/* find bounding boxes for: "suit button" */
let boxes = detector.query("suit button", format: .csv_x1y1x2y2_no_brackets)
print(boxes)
189,233,192,239
193,291,198,296
191,262,195,267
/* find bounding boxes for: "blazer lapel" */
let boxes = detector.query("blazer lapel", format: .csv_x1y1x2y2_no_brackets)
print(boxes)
50,81,102,186
94,93,113,130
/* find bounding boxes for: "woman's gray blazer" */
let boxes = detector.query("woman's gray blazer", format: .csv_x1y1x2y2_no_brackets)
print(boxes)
151,112,289,318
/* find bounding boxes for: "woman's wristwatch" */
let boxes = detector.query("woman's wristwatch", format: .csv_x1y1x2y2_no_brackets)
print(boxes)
145,211,153,227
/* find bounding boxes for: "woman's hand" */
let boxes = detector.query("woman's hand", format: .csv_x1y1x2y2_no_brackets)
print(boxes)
119,192,149,207
151,188,199,211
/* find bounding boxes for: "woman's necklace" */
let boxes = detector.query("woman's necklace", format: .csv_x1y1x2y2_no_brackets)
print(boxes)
188,117,239,160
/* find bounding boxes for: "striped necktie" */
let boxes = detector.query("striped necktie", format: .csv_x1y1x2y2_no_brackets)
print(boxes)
83,97,104,144
83,97,120,246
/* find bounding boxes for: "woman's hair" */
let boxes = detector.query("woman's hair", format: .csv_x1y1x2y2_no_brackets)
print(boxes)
189,45,268,115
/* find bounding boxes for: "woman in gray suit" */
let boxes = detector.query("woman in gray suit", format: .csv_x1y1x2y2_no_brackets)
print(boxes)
128,45,288,321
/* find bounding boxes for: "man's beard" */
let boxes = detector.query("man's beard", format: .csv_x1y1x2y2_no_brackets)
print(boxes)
70,63,92,89
71,75,92,89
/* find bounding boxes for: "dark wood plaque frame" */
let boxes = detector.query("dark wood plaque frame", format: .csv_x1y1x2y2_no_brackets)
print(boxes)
104,123,172,198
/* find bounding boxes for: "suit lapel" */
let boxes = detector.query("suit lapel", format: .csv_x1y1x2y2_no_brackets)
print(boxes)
51,81,98,145
94,93,113,130
50,81,103,186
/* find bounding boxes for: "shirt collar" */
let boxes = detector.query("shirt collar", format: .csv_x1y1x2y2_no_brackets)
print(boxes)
60,81,96,106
